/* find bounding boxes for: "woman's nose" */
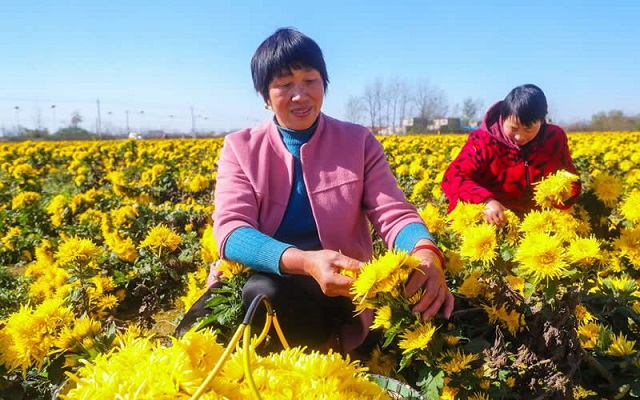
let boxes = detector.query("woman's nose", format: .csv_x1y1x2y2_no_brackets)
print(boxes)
290,83,306,100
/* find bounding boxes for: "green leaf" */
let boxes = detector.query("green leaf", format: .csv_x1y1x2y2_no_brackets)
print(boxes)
416,369,444,400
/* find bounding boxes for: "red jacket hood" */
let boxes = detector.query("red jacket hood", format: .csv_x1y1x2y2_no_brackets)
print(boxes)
480,101,521,150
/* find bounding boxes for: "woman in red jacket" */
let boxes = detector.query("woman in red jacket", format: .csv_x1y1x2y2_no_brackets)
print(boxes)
441,84,581,225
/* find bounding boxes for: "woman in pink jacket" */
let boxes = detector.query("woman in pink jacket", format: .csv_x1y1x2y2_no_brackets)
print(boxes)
210,28,453,354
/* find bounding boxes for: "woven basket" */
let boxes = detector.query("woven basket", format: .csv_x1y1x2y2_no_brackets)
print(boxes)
368,374,425,399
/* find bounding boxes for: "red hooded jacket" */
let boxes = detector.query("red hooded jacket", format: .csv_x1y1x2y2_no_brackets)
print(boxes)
441,102,582,214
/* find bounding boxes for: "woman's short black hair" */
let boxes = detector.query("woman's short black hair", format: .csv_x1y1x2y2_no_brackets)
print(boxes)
251,27,329,102
500,84,548,126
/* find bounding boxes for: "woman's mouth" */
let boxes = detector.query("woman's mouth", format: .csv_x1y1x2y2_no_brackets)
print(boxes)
291,106,313,117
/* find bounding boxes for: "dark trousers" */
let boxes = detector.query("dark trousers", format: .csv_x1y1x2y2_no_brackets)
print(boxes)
242,273,354,349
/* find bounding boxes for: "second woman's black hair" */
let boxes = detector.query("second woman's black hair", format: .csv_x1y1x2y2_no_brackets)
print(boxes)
251,27,329,101
500,84,548,126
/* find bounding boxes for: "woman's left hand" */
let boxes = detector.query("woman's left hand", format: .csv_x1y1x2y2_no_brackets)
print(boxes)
404,244,454,320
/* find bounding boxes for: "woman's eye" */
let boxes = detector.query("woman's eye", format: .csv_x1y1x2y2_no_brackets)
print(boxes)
273,82,291,89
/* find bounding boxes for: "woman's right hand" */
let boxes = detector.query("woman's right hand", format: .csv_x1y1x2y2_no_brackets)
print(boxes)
483,198,507,226
280,248,362,297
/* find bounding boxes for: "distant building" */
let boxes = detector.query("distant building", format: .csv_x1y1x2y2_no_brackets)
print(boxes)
401,117,462,133
371,125,404,135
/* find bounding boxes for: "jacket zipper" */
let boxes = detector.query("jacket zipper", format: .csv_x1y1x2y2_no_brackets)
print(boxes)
524,160,531,193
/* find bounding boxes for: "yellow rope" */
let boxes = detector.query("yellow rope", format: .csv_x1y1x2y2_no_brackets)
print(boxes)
243,324,262,400
272,313,290,350
190,296,289,400
190,324,245,400
253,313,272,348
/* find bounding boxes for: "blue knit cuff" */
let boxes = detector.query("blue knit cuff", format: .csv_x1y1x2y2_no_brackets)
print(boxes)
224,227,293,275
394,222,435,253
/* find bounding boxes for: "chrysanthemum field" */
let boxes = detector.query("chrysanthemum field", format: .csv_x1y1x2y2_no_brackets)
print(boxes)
1,132,639,399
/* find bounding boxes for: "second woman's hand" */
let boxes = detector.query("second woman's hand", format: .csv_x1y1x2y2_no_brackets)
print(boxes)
483,198,507,226
405,243,454,320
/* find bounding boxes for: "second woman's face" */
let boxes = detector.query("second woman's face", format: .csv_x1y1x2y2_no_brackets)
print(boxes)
503,116,542,146
267,67,324,130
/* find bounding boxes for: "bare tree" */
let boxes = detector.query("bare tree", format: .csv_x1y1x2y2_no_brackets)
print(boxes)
396,80,413,129
71,111,83,128
460,97,484,125
383,79,404,133
413,81,449,120
344,95,365,125
362,78,385,132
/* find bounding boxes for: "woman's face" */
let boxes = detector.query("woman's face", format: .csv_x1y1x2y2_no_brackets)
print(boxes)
267,67,324,130
502,116,542,146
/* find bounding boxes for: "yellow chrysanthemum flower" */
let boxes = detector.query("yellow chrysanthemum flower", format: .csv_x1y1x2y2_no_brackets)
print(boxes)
0,297,75,372
505,274,525,296
410,178,430,204
139,224,182,256
395,164,410,176
567,236,600,266
419,203,446,235
458,270,487,299
179,268,209,311
606,333,636,357
574,304,596,324
447,202,484,235
186,173,211,193
28,265,71,301
63,329,227,399
46,194,68,227
444,250,464,275
104,232,138,263
53,317,102,352
469,392,491,400
577,322,601,349
591,172,623,207
351,250,420,303
459,223,498,267
11,163,39,179
437,348,480,374
482,304,524,336
55,236,102,268
216,259,251,280
619,190,640,223
11,191,41,209
614,226,640,267
110,205,138,227
440,385,460,400
597,275,636,294
521,208,575,237
533,169,580,209
371,305,392,330
1,226,21,250
514,232,568,282
573,386,598,399
398,321,437,354
200,225,219,263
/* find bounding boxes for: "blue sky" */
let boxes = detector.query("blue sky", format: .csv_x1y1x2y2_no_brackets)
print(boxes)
1,0,638,134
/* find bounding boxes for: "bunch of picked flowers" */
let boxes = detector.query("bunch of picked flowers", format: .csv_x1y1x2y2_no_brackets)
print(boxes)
347,250,440,364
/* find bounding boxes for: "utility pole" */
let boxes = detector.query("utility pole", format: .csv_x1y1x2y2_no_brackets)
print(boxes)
125,110,130,134
51,105,56,134
14,106,20,134
96,99,102,138
190,106,196,138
